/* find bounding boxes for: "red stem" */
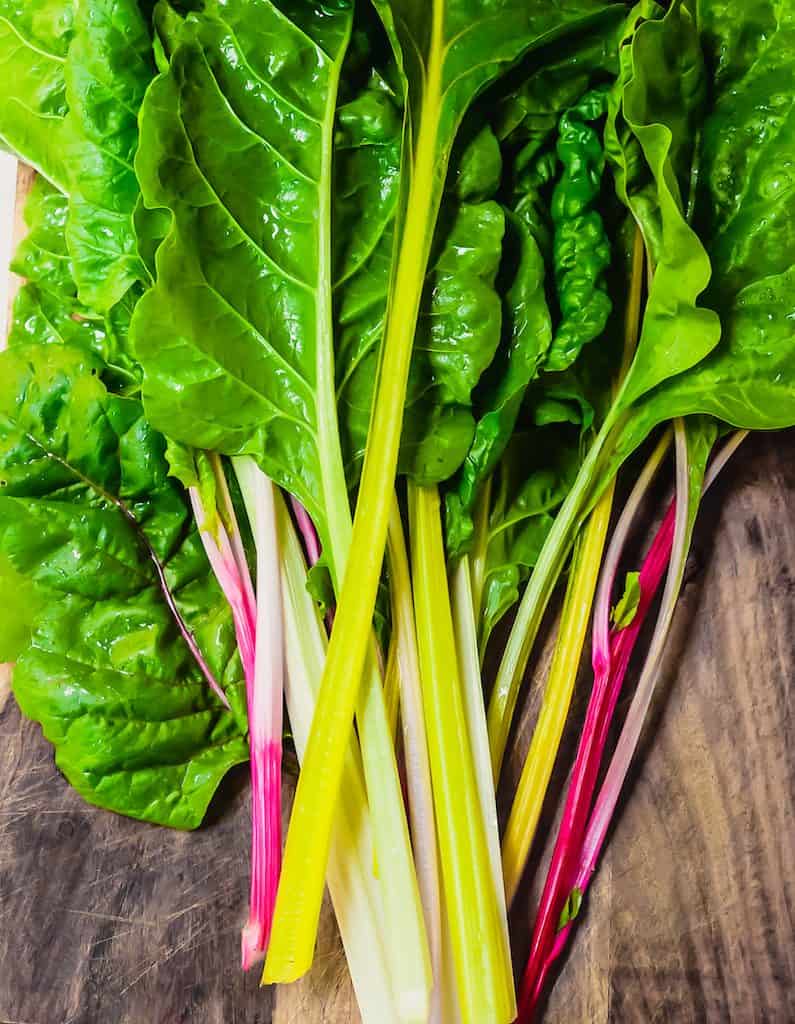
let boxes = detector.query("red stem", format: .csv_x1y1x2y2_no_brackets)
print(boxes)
519,503,675,1018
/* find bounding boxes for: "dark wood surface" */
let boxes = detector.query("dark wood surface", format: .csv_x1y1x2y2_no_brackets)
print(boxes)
1,165,793,1024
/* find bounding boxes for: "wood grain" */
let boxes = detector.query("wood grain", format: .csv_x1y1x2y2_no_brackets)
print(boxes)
1,174,793,1024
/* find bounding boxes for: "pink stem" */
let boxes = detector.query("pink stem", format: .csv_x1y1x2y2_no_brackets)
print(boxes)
521,431,748,1018
520,435,674,1014
290,495,322,567
522,504,675,1016
289,495,335,631
189,488,257,687
211,453,258,638
233,460,284,970
242,739,282,968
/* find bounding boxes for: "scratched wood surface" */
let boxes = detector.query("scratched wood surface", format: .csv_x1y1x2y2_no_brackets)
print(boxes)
1,165,793,1024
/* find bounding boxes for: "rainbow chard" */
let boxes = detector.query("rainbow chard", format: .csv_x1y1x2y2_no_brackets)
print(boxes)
272,4,630,1010
519,424,746,1019
132,4,430,1009
516,0,795,1007
486,0,722,780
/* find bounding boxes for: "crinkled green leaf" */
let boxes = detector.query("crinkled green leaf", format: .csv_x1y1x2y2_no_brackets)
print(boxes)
63,0,155,309
445,13,625,559
546,86,612,372
0,0,73,189
606,0,720,410
0,343,247,829
610,0,795,451
334,65,508,489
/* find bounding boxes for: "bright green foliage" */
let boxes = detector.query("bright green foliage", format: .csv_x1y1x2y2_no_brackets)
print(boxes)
0,0,73,189
612,0,795,453
64,0,155,309
132,0,355,557
335,77,509,488
8,178,140,386
0,344,248,828
10,177,74,297
445,12,625,559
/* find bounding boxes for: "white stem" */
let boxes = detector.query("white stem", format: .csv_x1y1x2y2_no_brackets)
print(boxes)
387,501,444,1024
451,557,512,958
232,458,284,758
276,493,399,1023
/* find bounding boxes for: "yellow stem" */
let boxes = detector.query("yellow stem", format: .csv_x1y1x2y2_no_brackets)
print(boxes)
500,226,646,900
501,487,613,904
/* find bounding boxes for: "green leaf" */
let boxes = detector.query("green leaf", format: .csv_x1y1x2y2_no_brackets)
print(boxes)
0,0,73,190
7,177,141,387
479,423,581,652
0,550,45,662
0,343,248,829
610,570,640,630
606,0,720,411
445,14,626,559
334,59,508,491
400,198,506,484
132,0,355,558
10,177,75,299
63,0,155,310
610,0,795,447
546,86,612,372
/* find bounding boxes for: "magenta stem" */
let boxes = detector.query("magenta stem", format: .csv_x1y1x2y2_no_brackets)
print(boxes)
290,495,322,567
521,503,675,1017
520,431,748,1019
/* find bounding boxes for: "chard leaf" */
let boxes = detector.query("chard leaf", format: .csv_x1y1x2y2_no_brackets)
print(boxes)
0,0,73,189
132,0,355,558
546,86,612,372
606,0,720,411
479,421,582,653
610,0,795,448
0,343,248,829
445,13,626,558
8,177,140,386
334,63,508,490
0,550,44,662
63,0,155,310
10,177,75,298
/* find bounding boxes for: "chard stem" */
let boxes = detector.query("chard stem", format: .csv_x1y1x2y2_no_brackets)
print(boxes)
232,457,285,970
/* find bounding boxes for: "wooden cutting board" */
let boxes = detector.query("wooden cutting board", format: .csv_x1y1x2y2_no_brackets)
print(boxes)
1,164,793,1024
